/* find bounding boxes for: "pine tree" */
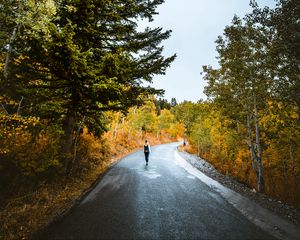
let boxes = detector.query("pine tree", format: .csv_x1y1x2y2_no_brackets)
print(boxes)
170,97,177,107
1,0,176,173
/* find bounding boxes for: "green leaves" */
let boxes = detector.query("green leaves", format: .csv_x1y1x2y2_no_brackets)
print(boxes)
198,1,300,194
0,0,175,172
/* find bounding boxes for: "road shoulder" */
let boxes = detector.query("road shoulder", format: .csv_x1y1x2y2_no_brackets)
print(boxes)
176,149,300,240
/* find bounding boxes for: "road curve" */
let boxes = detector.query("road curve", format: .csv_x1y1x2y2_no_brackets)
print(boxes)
40,142,274,240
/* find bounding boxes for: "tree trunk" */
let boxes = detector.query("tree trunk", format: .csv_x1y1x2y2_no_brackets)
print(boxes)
297,64,300,122
4,27,17,78
289,139,297,202
183,123,187,146
69,116,85,175
253,93,264,192
121,117,125,135
246,105,257,176
128,125,132,140
62,111,76,174
157,128,160,140
296,97,300,123
113,112,121,140
16,96,23,116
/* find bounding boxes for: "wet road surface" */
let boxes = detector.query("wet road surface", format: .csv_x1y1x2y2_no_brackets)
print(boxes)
41,142,274,240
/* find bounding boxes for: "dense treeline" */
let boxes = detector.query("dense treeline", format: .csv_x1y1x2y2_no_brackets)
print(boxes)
182,0,300,204
106,98,182,145
0,96,182,239
0,0,177,199
1,2,299,238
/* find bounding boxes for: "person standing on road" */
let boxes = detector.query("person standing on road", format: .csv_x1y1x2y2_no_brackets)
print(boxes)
144,140,151,166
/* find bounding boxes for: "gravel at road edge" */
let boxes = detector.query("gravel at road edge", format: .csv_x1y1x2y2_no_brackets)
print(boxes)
178,150,300,226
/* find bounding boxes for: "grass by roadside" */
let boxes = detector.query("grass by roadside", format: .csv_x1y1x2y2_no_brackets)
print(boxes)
1,152,121,239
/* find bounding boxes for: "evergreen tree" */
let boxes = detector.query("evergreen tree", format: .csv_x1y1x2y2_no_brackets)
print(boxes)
1,0,176,173
170,97,177,107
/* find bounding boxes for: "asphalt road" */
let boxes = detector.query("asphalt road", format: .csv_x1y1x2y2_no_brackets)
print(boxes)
40,142,274,240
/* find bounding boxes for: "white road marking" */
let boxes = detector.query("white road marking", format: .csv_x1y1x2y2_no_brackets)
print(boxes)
174,149,300,240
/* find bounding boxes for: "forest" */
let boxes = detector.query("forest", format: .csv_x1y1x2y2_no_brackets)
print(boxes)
0,0,299,239
182,0,300,204
0,0,181,238
0,0,177,192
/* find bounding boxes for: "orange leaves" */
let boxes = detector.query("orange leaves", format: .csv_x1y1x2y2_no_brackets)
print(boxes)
0,113,64,178
187,100,300,204
164,122,184,139
0,114,40,155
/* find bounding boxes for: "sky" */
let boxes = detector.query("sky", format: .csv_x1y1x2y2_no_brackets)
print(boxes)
143,0,277,103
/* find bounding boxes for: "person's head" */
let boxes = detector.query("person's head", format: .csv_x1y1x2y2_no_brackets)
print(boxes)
145,140,148,144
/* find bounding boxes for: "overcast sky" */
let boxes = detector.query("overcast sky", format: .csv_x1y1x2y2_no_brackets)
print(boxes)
144,0,277,103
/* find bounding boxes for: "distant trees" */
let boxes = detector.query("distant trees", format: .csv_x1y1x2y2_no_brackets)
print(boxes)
106,99,183,144
172,101,201,146
171,98,177,107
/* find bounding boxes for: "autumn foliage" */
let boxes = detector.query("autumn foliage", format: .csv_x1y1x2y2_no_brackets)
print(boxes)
0,99,182,197
0,98,182,239
184,0,300,205
182,101,300,205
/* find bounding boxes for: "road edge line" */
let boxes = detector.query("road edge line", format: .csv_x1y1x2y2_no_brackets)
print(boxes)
174,148,300,240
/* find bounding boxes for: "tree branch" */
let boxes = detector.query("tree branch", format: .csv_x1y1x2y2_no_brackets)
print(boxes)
17,96,24,116
4,27,17,78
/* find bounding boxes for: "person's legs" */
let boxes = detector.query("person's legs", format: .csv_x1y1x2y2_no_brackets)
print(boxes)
145,152,149,165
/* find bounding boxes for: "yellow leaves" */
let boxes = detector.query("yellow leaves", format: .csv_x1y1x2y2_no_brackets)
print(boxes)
1,122,63,178
14,55,29,65
0,149,9,154
0,115,41,157
187,99,300,204
290,111,298,121
164,122,184,139
65,5,78,13
261,100,299,130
